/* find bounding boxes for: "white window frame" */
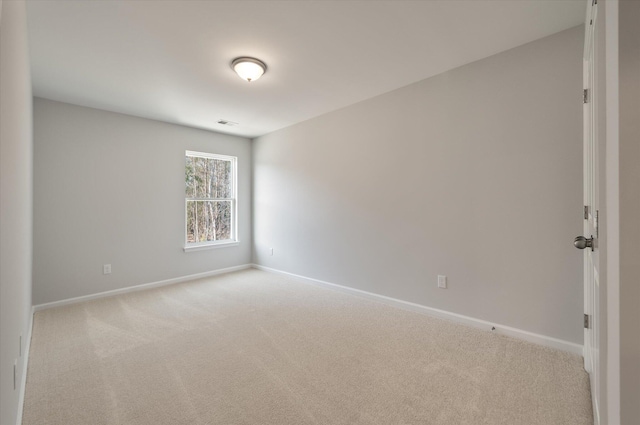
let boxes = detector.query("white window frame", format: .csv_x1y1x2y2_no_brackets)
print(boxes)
184,150,238,252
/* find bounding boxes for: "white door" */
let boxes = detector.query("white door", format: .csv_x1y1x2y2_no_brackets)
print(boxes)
579,1,600,423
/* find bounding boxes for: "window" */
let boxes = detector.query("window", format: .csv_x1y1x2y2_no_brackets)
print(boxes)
184,151,237,250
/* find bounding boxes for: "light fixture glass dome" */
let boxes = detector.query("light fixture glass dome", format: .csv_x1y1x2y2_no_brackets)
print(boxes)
231,57,267,82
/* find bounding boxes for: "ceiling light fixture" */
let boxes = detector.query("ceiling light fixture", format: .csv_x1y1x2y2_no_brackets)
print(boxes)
231,57,267,82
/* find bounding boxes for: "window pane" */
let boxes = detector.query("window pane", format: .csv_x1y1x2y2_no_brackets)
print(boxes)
186,200,196,242
185,156,195,198
213,159,232,199
188,157,232,199
186,200,232,243
213,200,232,240
194,157,207,198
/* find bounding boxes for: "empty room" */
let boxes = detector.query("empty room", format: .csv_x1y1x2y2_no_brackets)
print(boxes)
1,0,638,424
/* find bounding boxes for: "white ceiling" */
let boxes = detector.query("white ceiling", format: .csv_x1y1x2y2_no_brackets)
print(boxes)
27,0,585,139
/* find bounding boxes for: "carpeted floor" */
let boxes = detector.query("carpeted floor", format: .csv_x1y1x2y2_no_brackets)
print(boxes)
22,269,593,425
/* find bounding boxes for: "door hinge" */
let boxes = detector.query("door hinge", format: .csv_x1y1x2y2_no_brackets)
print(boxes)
584,314,590,329
583,89,589,104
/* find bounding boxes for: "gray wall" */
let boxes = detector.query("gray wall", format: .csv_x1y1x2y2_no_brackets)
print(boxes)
33,99,252,305
253,26,584,343
0,1,33,424
619,1,640,422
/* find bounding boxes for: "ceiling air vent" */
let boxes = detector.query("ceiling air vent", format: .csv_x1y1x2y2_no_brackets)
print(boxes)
217,119,239,127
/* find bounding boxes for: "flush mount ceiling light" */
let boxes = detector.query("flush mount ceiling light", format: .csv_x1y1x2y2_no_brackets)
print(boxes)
231,57,267,82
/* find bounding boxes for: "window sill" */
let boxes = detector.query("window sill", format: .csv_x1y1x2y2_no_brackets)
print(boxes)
183,241,239,252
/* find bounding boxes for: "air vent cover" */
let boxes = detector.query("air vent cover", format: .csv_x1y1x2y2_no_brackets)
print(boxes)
217,119,239,126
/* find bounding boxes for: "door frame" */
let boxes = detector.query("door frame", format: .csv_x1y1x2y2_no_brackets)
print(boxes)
603,1,620,424
583,2,601,422
584,0,622,424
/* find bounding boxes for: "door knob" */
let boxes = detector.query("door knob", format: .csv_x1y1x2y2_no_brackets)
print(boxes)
574,236,594,251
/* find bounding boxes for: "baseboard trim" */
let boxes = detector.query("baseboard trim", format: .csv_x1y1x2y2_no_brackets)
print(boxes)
33,264,252,311
15,307,34,425
251,264,583,356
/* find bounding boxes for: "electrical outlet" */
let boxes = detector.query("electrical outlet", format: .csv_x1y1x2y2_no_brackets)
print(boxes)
103,264,112,275
270,248,274,256
437,275,447,289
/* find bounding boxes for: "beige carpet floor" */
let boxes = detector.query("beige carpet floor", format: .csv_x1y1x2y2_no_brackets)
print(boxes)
22,269,592,425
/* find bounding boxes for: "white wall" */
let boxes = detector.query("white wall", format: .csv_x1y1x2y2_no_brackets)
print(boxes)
0,1,33,424
33,99,252,305
618,1,640,422
253,26,584,344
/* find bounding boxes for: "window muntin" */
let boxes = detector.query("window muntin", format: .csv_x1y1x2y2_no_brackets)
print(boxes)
185,151,237,248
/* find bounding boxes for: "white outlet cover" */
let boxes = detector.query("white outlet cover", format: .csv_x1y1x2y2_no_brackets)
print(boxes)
103,264,112,274
437,275,447,289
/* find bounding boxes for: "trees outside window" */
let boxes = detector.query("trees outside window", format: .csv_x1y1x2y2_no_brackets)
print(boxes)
185,151,237,248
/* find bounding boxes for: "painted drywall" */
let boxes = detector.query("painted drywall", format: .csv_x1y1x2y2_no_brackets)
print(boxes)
253,26,584,344
0,1,33,424
33,99,252,304
618,1,640,422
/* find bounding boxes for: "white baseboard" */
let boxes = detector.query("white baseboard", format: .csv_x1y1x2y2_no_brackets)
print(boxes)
29,263,583,356
251,264,583,356
33,264,252,312
15,307,34,425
